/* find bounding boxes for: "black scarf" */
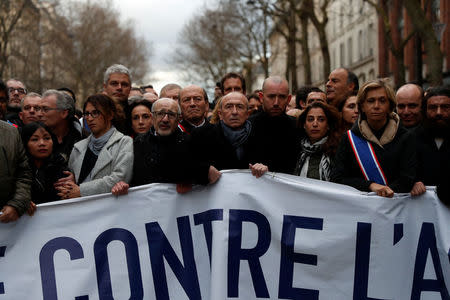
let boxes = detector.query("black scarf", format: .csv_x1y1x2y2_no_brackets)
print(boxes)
221,120,252,160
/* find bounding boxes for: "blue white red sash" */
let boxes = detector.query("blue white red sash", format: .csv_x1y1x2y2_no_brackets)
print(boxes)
347,130,388,185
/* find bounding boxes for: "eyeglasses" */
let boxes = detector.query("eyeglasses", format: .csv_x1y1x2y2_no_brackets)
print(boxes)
8,87,27,95
23,105,42,112
83,110,101,119
41,106,60,113
152,110,179,120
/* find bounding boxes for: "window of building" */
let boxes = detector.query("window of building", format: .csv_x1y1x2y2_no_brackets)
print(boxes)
358,30,363,60
348,37,353,65
368,23,374,56
340,43,345,66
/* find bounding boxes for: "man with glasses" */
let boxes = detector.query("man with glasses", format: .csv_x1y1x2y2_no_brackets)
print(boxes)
6,79,27,125
40,90,82,160
112,98,220,195
19,92,43,125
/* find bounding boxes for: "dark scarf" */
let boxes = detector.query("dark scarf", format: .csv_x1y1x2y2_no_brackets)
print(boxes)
295,136,331,180
221,120,252,160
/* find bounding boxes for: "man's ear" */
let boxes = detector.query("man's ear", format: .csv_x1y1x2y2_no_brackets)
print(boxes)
258,91,263,101
19,111,24,121
218,109,223,120
61,110,69,120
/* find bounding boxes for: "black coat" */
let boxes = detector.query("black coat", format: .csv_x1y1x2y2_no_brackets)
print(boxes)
131,129,209,186
414,125,450,204
414,125,450,186
30,153,68,204
331,123,417,193
246,112,299,174
190,123,250,171
178,119,213,135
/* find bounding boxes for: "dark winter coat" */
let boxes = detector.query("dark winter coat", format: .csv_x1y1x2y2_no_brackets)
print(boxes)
331,114,416,193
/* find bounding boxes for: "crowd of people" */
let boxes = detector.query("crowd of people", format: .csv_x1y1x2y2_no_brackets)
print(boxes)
0,64,449,223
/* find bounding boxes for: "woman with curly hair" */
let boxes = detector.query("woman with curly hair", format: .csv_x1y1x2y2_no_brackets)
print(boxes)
295,102,341,181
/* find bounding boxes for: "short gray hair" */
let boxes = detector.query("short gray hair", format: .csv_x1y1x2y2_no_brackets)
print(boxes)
103,64,132,84
152,98,181,114
42,89,74,117
20,92,41,108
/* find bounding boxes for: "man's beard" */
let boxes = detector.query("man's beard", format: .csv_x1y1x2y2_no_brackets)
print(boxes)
424,116,450,137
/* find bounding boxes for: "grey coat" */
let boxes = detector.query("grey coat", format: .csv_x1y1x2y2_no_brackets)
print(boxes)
0,121,31,215
69,128,133,196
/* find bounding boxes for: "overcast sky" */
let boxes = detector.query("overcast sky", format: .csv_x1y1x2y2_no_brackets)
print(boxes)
112,0,215,93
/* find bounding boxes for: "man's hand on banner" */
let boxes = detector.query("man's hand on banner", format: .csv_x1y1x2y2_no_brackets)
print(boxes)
112,181,129,196
0,205,19,223
249,163,268,178
410,181,426,196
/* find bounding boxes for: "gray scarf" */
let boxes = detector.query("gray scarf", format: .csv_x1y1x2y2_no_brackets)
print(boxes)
88,126,115,156
221,120,252,160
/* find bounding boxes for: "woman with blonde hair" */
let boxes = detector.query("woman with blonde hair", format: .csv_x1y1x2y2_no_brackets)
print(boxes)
331,79,416,197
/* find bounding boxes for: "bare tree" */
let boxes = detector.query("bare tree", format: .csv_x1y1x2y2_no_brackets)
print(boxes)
0,0,33,78
403,0,443,86
173,1,271,91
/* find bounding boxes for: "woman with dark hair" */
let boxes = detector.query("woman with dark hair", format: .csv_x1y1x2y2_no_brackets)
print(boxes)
127,100,153,136
21,122,68,204
331,79,416,197
56,94,133,198
295,102,341,181
338,95,359,131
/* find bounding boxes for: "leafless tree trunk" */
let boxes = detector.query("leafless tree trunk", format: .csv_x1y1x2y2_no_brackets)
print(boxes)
403,0,443,86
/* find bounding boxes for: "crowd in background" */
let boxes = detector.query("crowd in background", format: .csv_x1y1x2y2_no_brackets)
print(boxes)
0,63,449,223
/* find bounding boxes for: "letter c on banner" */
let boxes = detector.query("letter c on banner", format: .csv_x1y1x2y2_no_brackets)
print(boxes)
39,237,86,300
94,228,143,300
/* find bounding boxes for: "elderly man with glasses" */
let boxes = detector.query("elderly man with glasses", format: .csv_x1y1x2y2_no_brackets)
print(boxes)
111,98,221,196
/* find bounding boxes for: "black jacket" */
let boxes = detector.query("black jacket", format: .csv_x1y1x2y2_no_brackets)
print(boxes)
246,112,299,174
178,119,213,135
331,120,416,193
131,129,209,186
190,123,250,171
30,153,68,204
414,125,450,204
414,125,450,186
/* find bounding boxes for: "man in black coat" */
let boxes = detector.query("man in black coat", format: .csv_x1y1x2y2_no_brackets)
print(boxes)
191,92,268,177
412,86,450,202
112,98,221,195
246,76,299,174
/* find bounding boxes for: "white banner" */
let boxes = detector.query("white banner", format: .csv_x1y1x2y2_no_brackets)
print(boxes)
0,170,449,300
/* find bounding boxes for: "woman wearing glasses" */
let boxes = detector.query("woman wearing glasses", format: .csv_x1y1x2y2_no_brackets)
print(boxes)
56,94,133,198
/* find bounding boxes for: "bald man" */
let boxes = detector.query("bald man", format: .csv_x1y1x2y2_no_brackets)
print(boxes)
396,83,423,129
246,76,300,174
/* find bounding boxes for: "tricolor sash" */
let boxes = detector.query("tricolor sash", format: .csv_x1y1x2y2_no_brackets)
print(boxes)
347,130,388,185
